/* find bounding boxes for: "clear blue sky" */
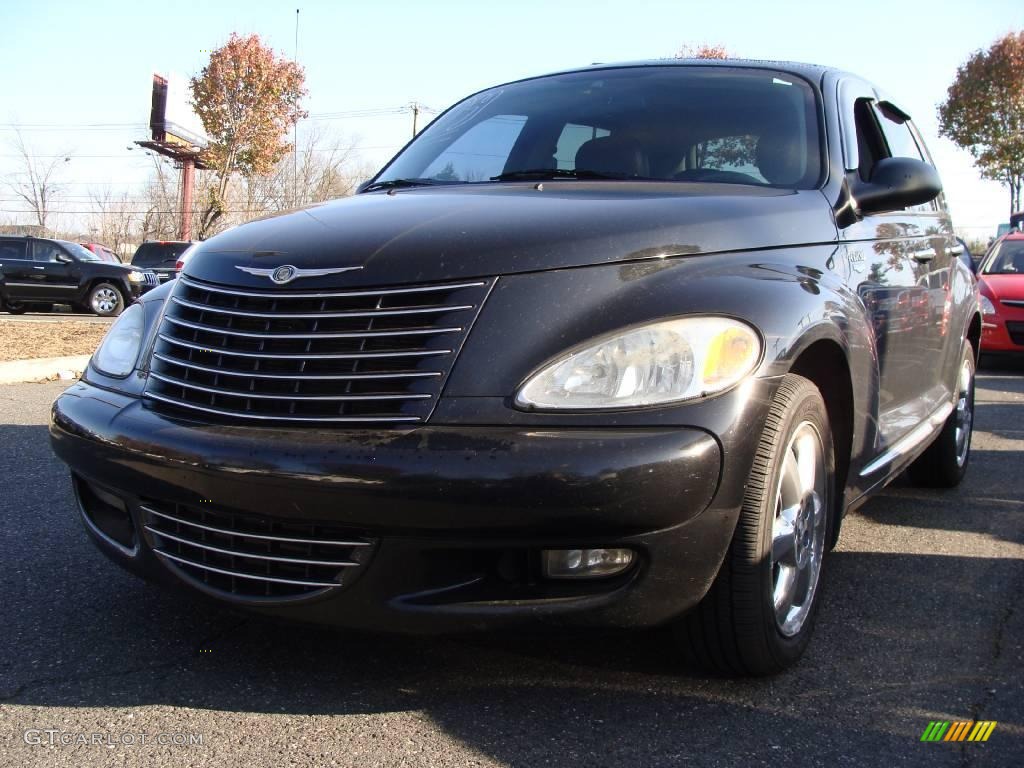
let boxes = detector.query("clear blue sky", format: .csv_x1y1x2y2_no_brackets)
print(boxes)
1,0,1022,238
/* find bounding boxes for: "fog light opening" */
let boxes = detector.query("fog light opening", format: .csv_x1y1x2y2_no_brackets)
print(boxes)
541,548,634,579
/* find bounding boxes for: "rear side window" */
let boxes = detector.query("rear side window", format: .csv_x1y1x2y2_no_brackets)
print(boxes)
0,240,27,260
132,243,190,267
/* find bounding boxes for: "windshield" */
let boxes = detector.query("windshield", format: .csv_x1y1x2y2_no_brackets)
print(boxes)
60,240,101,261
375,66,822,189
984,240,1024,274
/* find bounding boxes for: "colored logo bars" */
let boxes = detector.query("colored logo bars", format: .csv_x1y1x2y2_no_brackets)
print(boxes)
921,721,997,742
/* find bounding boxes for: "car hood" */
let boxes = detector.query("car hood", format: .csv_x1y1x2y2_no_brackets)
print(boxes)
979,274,1024,302
186,183,838,289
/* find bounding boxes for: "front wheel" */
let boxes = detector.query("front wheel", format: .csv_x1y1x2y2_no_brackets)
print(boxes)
87,283,125,317
676,374,835,676
908,343,975,488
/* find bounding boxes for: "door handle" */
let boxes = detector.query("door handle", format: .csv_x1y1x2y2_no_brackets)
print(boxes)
912,252,935,263
33,265,45,270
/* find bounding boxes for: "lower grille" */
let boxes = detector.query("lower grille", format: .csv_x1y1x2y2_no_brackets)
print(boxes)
1007,321,1024,346
144,275,492,425
142,502,375,599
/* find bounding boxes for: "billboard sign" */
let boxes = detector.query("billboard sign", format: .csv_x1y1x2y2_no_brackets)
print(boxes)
149,72,209,149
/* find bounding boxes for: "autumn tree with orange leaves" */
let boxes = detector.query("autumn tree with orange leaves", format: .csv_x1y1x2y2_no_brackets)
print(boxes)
939,32,1024,219
190,33,307,236
674,43,729,60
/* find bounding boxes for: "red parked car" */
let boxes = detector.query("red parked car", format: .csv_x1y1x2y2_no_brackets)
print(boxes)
80,243,121,263
978,231,1024,357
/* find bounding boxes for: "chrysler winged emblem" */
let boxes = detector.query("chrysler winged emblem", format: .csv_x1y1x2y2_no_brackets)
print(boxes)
235,264,364,285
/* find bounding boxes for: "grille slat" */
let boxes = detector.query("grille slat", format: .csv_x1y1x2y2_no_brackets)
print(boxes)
151,353,442,381
149,371,433,401
145,275,491,425
171,295,475,320
144,527,360,567
158,334,452,360
164,314,464,340
142,502,376,598
154,551,344,589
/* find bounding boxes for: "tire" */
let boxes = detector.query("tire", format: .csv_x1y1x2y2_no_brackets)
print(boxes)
87,283,125,317
677,374,835,676
4,300,27,314
907,343,975,488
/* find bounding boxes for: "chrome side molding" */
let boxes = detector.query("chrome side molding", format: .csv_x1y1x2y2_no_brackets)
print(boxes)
859,401,954,477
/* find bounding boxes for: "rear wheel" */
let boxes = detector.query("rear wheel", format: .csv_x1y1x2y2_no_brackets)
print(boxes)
677,374,834,676
4,299,28,314
87,283,124,317
908,343,975,488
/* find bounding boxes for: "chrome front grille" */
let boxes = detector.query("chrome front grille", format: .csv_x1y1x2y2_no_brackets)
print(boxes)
142,502,375,599
144,275,492,424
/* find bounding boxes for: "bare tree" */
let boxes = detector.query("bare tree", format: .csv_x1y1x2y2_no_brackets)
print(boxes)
4,128,68,233
245,129,369,215
89,188,140,260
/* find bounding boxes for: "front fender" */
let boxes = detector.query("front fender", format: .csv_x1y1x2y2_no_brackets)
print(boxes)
443,245,865,422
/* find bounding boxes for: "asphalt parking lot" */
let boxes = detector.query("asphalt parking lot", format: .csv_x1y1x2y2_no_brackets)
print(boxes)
0,366,1022,768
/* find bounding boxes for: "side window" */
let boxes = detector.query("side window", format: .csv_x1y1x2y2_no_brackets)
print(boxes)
0,240,28,260
872,103,923,162
554,123,610,169
32,242,66,262
420,114,527,182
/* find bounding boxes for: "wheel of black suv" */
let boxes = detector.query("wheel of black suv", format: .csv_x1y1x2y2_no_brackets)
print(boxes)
908,343,975,488
677,374,834,676
4,299,28,314
87,283,124,317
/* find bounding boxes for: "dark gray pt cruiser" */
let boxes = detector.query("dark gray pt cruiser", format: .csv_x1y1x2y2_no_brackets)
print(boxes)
50,60,981,675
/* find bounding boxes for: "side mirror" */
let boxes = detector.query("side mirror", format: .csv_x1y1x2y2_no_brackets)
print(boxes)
849,157,942,216
56,252,73,263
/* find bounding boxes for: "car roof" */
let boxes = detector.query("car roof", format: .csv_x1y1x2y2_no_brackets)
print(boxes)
521,58,847,88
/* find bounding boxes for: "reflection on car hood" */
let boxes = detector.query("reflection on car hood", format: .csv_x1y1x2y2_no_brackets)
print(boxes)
185,182,838,289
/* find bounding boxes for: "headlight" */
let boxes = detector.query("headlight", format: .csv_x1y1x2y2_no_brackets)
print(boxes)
91,303,145,378
515,316,761,410
979,295,996,316
127,270,146,283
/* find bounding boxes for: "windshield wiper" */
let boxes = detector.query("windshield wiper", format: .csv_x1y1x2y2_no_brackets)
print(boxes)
490,168,628,182
361,178,447,193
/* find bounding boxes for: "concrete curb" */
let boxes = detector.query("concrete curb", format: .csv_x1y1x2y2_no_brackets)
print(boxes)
0,355,91,385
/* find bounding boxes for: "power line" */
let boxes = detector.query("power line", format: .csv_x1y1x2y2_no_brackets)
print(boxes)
0,107,434,132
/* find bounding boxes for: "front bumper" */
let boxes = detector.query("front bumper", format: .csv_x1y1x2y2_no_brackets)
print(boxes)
981,312,1024,354
50,381,759,633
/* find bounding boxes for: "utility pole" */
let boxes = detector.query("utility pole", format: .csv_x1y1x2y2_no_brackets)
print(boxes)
411,102,420,138
293,8,300,208
180,158,194,240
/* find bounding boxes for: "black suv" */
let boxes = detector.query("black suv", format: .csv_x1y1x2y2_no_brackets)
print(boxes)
130,241,193,284
0,236,157,316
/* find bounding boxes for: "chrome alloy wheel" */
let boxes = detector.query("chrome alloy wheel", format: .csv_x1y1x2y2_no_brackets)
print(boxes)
954,358,974,467
91,287,119,314
770,421,827,637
